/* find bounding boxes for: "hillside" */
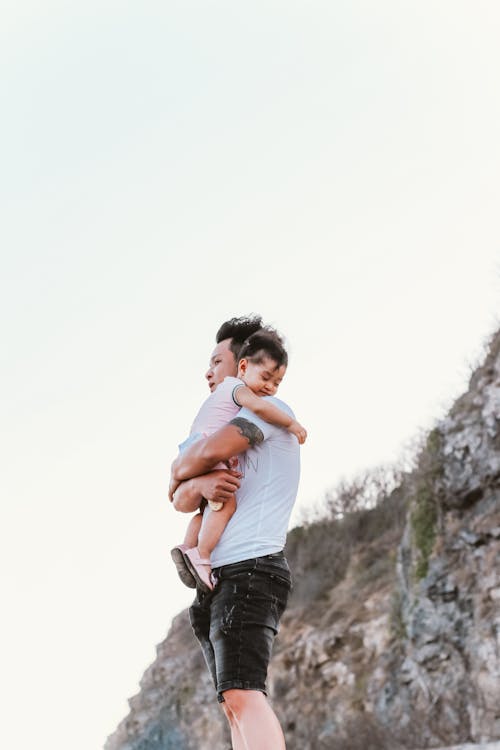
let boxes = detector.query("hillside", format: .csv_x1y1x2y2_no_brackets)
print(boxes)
106,330,500,750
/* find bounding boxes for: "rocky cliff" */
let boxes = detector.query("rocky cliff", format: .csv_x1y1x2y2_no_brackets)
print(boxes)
105,330,500,750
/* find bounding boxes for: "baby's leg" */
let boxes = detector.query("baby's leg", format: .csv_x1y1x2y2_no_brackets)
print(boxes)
197,496,237,559
183,512,203,549
179,499,236,593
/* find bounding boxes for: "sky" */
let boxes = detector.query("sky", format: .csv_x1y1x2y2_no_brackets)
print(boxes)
1,2,499,749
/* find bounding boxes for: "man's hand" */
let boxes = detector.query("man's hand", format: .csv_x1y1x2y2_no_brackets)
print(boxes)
197,469,242,503
170,469,242,513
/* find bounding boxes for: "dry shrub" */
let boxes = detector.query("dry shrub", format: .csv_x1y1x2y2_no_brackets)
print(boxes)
324,465,403,519
285,465,409,609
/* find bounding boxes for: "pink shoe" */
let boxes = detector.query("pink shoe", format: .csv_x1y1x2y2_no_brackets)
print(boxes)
184,547,213,593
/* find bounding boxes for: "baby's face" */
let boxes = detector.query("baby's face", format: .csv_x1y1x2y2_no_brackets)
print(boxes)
239,356,286,397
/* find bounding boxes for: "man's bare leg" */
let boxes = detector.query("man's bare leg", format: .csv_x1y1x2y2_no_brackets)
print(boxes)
221,704,245,750
222,689,286,750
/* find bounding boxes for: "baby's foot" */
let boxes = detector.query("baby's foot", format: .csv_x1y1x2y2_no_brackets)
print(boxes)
184,547,213,593
207,499,223,511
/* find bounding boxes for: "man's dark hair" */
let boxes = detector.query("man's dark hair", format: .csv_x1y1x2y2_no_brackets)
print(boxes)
238,330,288,369
216,315,264,361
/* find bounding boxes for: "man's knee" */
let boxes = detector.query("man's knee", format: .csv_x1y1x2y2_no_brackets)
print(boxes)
222,688,264,717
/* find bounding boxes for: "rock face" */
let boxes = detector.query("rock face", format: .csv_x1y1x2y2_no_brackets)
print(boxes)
105,332,500,750
387,334,500,748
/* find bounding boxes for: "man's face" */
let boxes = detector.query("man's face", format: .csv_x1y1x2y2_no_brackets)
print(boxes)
205,338,238,392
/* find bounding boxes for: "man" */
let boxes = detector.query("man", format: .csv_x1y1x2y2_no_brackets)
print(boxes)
170,318,300,750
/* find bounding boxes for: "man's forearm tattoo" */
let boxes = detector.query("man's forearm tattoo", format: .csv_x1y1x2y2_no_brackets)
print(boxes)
230,417,264,446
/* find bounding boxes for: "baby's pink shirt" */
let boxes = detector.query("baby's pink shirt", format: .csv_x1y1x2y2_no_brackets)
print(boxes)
190,376,244,437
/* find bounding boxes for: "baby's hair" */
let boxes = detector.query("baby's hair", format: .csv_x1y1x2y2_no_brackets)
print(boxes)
216,315,264,361
238,330,288,370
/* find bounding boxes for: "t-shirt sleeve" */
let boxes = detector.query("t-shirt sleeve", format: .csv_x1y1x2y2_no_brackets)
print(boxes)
233,407,274,441
231,382,246,406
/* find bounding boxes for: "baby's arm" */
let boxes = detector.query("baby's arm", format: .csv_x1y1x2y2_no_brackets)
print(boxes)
234,386,307,444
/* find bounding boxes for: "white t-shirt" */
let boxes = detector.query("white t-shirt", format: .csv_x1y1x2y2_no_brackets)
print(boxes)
210,397,301,568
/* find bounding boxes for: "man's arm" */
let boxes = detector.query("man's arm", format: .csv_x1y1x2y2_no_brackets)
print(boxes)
171,418,264,483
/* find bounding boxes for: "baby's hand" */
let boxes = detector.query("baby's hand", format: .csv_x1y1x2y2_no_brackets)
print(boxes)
288,420,307,445
225,455,240,471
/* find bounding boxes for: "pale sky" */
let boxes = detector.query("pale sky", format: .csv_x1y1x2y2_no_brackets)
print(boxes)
1,3,499,749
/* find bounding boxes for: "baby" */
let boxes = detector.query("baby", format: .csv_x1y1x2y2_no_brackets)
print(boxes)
170,330,306,592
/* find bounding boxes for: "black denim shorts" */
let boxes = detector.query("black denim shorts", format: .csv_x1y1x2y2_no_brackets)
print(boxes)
189,551,292,702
